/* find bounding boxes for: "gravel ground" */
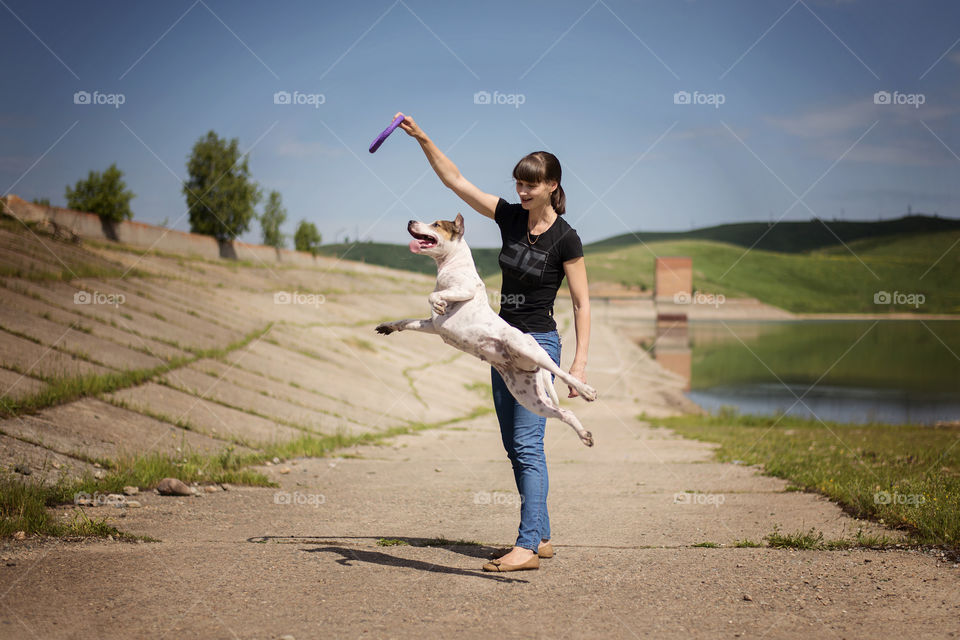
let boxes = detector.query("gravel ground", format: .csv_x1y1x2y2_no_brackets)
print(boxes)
2,401,957,639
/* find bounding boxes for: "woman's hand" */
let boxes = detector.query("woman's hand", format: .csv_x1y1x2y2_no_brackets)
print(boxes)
391,111,498,219
394,112,424,140
567,364,587,398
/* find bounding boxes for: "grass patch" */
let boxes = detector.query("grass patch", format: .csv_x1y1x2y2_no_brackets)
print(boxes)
0,443,274,539
733,539,762,548
0,357,192,417
415,536,482,547
0,472,140,539
692,541,721,548
377,538,410,546
765,526,825,550
654,410,960,549
763,525,898,550
0,323,275,419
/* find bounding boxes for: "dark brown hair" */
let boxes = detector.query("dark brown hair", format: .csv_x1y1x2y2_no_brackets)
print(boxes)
512,151,566,215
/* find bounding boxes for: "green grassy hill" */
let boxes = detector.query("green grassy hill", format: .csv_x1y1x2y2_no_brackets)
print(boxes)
577,230,960,313
318,218,960,314
589,215,960,253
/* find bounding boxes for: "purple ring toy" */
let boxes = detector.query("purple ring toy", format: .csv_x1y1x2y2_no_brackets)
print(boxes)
369,115,405,153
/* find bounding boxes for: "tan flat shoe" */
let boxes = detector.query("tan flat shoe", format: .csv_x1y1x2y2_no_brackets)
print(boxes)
482,554,539,572
537,541,554,558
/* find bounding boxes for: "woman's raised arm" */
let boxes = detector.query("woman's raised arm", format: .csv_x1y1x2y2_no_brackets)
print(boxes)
395,112,499,220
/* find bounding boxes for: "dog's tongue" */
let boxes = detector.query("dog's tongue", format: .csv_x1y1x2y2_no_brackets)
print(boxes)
408,239,421,253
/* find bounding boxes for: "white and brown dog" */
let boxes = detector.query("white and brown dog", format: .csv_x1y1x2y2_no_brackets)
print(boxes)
375,214,597,446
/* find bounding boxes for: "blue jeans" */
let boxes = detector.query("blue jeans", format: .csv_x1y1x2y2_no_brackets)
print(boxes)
490,329,560,554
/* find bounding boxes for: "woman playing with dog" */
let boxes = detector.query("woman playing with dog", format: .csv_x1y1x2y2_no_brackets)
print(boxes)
395,112,591,572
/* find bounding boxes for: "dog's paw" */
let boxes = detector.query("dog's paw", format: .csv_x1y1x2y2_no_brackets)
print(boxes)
580,384,598,402
579,430,594,447
375,323,396,335
431,299,447,315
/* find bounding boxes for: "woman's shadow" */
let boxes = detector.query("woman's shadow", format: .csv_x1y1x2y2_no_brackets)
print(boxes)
247,535,529,583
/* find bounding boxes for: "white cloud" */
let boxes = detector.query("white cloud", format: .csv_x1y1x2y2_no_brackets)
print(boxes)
764,97,956,138
835,139,952,167
763,97,959,166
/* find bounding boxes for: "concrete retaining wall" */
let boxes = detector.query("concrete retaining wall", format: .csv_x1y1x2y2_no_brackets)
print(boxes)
2,194,324,266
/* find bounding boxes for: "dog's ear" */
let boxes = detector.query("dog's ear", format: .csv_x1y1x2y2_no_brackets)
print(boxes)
453,213,464,239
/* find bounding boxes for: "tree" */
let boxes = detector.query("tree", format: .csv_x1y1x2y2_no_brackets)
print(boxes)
260,190,287,248
32,197,51,207
183,130,260,240
64,163,135,221
294,220,322,256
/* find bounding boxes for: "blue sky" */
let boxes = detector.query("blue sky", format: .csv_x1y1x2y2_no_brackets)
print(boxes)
1,0,959,249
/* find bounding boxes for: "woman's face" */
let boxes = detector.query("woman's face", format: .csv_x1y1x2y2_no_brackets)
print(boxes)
515,178,557,211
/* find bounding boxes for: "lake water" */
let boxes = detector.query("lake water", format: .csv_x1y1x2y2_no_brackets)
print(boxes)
636,319,960,425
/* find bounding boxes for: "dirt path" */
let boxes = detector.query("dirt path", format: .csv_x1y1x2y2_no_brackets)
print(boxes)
2,315,957,639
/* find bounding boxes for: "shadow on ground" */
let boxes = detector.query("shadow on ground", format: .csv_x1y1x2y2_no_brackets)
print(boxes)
247,535,531,582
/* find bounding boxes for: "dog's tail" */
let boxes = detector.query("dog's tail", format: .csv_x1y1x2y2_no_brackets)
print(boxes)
540,367,560,407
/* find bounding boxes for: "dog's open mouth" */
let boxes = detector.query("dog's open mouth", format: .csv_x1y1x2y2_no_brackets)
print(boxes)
408,230,437,253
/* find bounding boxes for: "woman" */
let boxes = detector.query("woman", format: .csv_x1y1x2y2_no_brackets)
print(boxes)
395,112,591,572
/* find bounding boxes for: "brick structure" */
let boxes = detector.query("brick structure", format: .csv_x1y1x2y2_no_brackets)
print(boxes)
654,256,692,302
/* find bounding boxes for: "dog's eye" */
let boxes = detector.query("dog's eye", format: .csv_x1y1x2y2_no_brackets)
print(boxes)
431,222,438,227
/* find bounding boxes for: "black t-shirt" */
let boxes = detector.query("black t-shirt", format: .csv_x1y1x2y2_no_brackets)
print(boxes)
494,197,584,333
